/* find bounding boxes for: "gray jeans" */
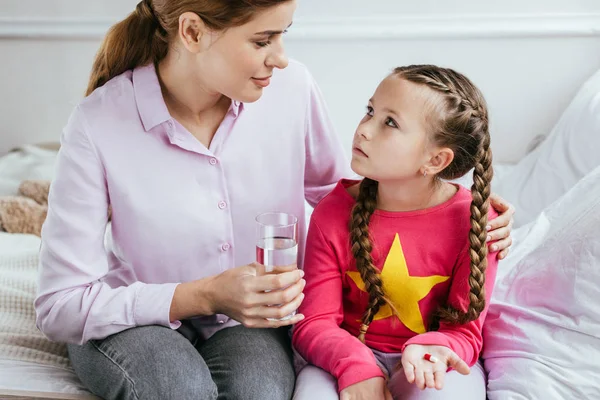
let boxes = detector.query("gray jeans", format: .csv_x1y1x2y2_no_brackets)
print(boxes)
67,324,295,400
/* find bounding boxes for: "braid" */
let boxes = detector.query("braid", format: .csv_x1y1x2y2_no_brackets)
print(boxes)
437,134,493,324
349,178,387,343
393,64,494,326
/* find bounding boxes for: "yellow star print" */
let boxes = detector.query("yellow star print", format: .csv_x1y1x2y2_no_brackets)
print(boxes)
347,233,449,334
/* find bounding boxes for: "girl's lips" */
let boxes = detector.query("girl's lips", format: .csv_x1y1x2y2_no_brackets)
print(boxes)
352,147,368,157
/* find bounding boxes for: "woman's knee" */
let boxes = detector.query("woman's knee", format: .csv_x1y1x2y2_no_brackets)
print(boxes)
225,360,295,400
68,326,217,400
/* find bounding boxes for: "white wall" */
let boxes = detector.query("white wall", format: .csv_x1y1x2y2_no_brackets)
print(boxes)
1,0,600,163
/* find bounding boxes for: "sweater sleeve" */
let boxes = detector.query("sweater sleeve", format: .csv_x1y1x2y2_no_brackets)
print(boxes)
292,218,385,392
402,245,500,366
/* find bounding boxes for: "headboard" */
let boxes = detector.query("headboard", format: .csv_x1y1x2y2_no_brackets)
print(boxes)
1,1,600,163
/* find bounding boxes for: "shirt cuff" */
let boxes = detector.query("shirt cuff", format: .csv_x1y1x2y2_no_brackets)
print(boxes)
134,283,181,330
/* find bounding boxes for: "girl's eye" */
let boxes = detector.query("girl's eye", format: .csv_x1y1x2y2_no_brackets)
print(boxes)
255,41,271,48
385,117,398,128
366,106,374,116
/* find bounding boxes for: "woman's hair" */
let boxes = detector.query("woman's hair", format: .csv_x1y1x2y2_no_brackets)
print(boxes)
86,0,291,96
351,65,493,343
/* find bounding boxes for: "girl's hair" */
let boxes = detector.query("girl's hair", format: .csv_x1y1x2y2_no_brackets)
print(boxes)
86,0,291,96
351,65,493,343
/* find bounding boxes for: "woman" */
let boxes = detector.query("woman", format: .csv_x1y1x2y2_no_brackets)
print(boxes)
34,1,515,399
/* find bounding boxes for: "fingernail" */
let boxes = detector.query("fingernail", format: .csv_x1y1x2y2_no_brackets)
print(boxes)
299,270,305,278
486,235,491,242
486,225,491,231
491,245,498,251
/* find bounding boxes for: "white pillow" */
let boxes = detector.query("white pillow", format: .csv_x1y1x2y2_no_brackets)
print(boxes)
0,145,57,197
493,69,600,227
482,165,600,400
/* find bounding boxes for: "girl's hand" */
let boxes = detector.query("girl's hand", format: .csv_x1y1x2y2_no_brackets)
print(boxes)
339,377,393,400
399,344,470,390
488,193,515,260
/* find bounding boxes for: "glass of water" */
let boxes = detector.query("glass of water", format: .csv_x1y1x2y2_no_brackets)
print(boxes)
256,212,298,321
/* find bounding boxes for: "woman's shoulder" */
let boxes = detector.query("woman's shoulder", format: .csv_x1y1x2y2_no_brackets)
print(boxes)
268,59,318,97
71,70,141,137
80,70,135,110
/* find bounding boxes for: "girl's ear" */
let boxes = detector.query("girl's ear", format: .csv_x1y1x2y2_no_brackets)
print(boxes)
422,147,454,176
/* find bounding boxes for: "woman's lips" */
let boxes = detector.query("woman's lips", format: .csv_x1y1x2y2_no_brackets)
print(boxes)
252,76,271,87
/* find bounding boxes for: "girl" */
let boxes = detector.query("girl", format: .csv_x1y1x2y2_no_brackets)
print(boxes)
292,65,499,400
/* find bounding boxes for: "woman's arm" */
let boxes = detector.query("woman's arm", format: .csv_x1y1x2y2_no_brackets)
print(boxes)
169,263,306,328
35,106,181,344
302,67,355,206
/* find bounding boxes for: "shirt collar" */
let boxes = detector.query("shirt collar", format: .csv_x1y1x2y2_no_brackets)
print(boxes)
231,99,243,117
133,63,245,131
133,63,171,132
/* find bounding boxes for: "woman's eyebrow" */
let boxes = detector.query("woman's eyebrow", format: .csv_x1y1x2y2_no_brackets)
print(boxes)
253,22,293,36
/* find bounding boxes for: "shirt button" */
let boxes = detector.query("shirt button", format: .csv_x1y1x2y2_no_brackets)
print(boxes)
218,320,225,324
167,120,174,128
221,243,231,251
209,158,217,165
218,201,227,210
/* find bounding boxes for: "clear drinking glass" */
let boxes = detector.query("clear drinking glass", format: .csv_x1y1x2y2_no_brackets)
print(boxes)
256,212,298,321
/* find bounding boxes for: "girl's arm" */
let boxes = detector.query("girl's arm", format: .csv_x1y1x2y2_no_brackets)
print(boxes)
401,242,500,366
292,218,385,393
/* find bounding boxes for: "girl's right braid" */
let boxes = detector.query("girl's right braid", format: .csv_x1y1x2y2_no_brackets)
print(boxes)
349,178,388,343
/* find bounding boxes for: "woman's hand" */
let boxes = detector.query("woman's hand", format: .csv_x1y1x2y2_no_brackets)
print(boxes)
399,344,470,390
339,377,393,400
488,193,515,260
204,262,306,328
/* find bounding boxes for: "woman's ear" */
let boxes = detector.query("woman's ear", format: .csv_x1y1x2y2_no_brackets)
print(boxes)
423,147,454,175
177,12,212,53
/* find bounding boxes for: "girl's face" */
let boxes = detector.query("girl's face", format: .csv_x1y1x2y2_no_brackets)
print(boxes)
179,0,296,103
351,75,440,183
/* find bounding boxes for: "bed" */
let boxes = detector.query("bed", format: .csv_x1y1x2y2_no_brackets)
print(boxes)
2,47,600,400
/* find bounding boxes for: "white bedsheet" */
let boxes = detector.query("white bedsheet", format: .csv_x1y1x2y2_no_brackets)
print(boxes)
0,359,97,399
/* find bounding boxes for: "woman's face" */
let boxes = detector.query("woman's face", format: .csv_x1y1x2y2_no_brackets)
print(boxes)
181,0,296,103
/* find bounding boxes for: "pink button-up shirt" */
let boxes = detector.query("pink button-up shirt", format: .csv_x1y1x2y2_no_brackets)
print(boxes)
35,61,352,345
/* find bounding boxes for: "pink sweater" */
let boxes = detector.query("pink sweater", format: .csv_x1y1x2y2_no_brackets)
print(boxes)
292,179,499,392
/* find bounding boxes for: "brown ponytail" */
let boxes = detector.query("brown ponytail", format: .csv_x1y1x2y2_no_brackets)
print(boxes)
85,0,293,96
86,0,167,96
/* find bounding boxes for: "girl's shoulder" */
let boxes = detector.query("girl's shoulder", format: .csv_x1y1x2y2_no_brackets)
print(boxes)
310,179,360,225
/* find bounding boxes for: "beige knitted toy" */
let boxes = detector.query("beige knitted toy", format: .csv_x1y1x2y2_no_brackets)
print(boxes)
0,180,50,236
